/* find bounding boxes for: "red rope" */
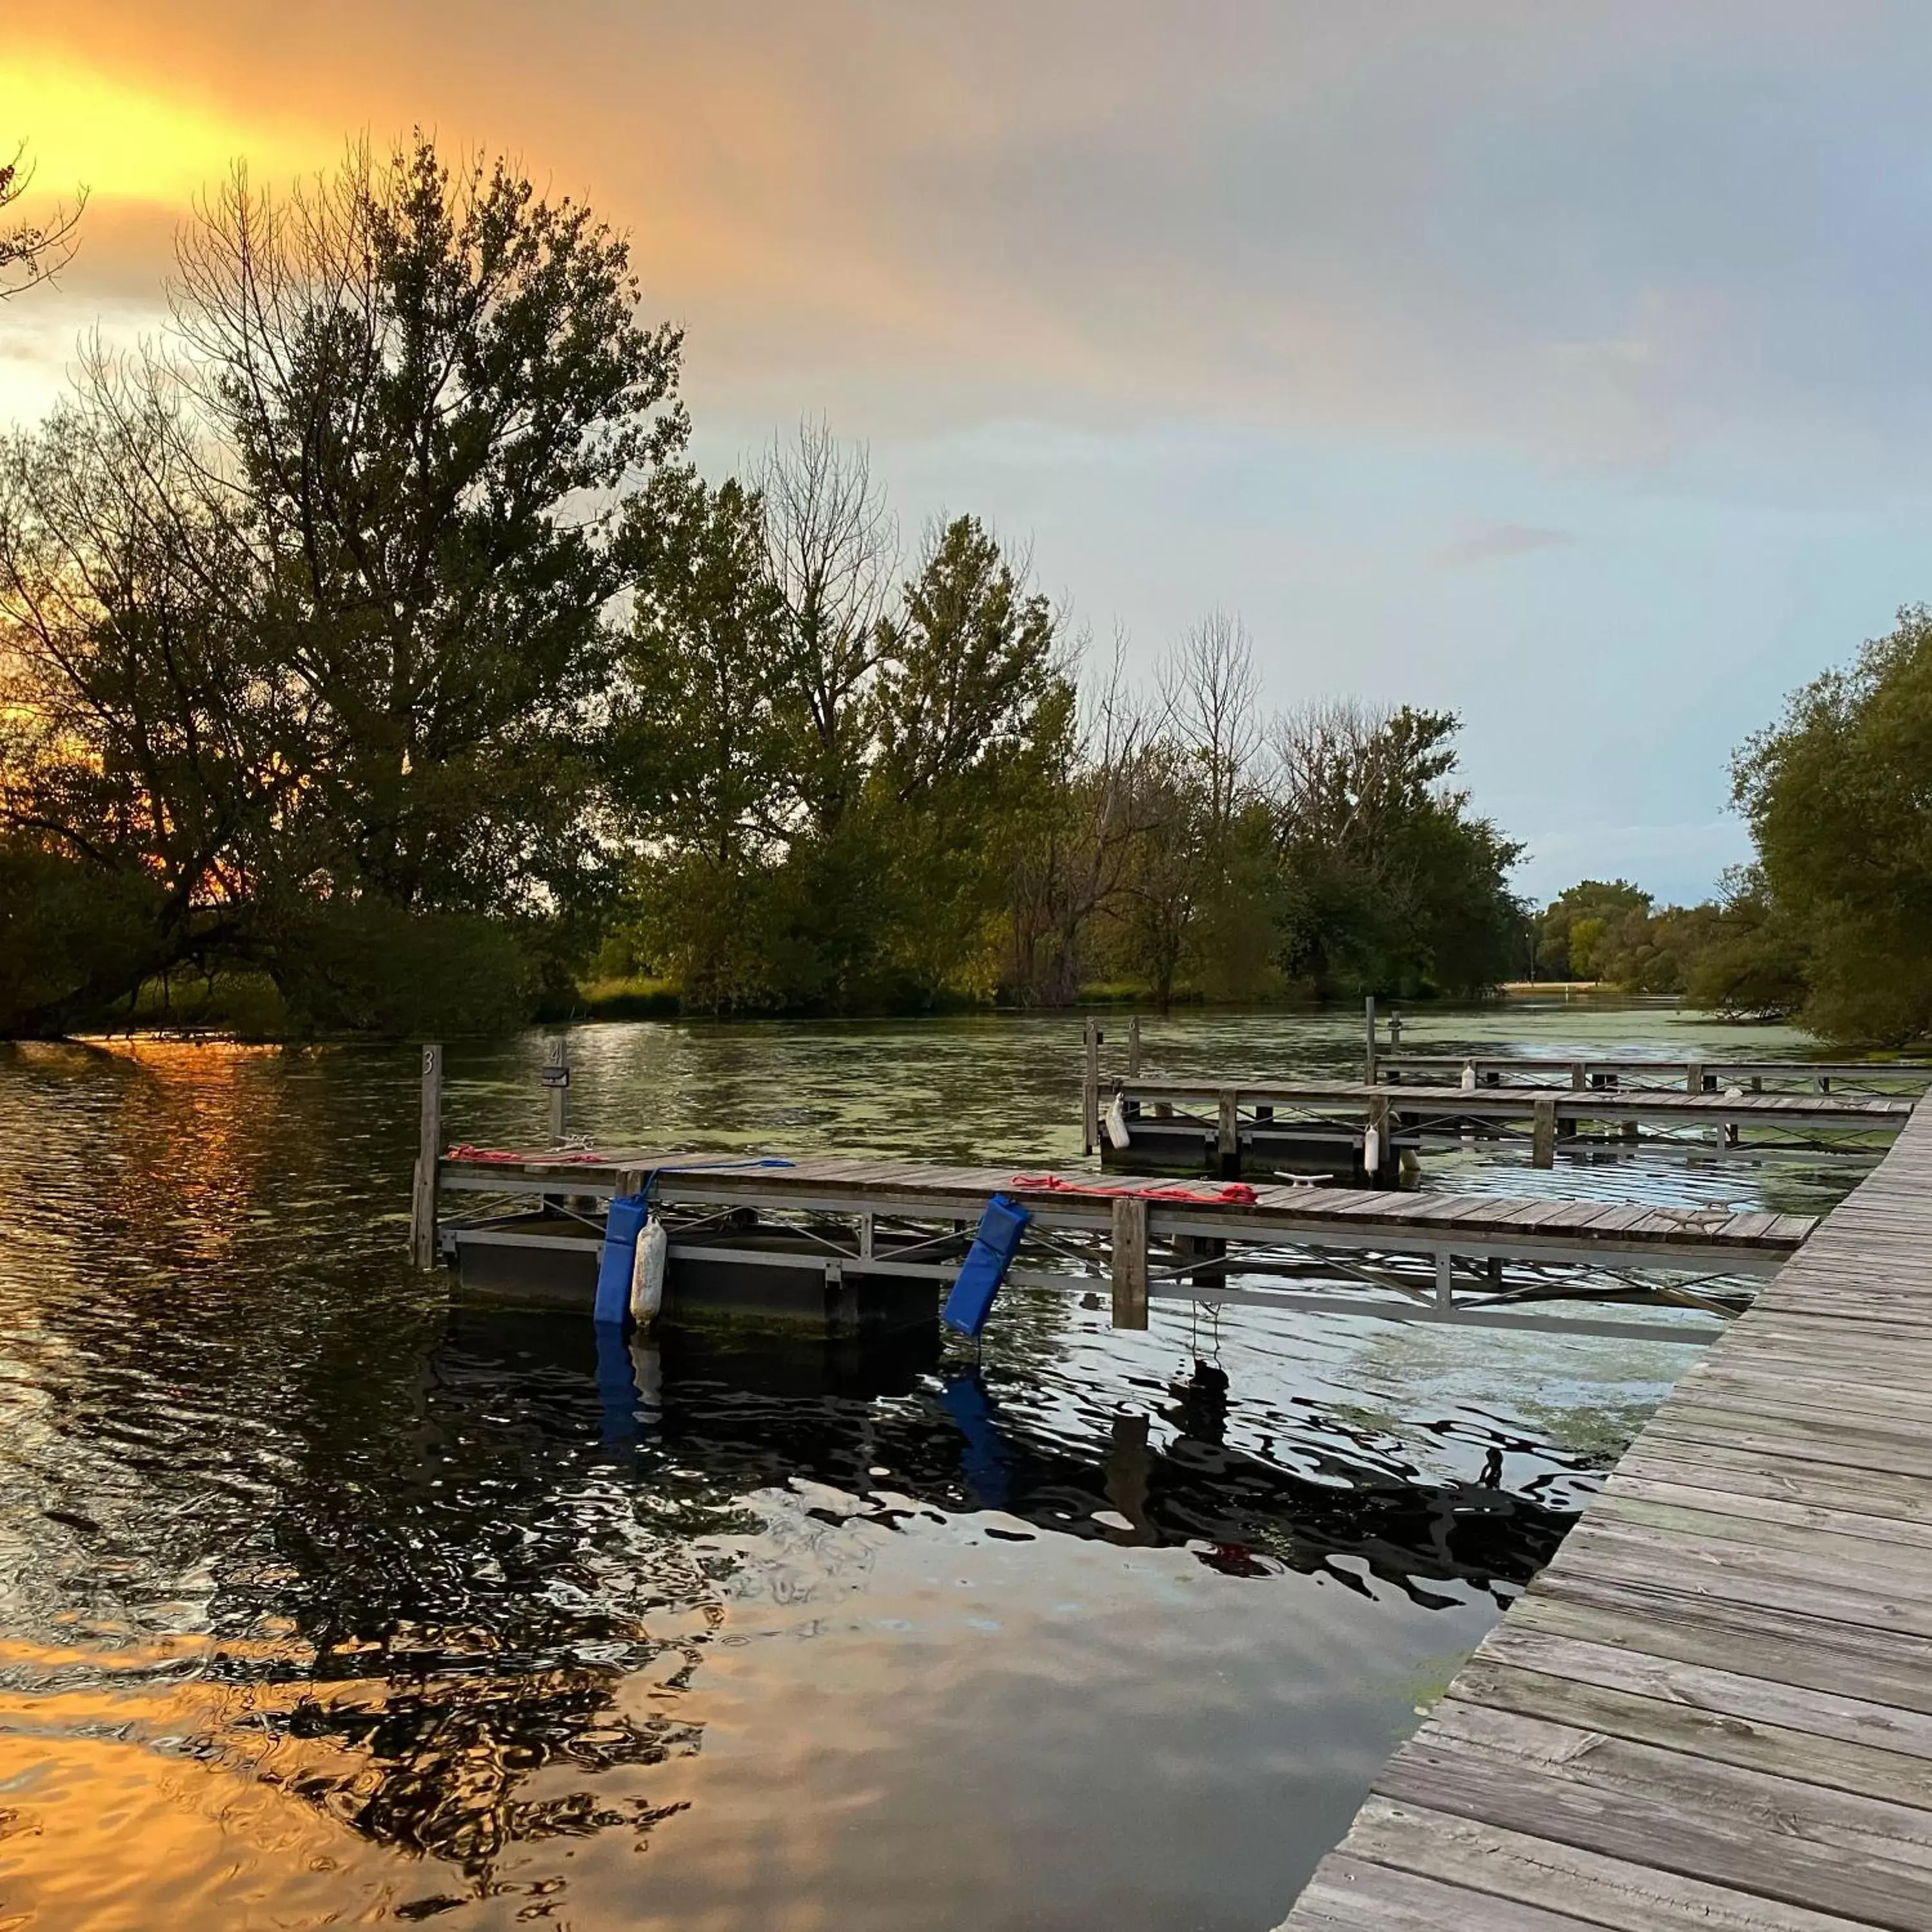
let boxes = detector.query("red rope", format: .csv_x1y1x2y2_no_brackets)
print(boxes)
444,1143,616,1165
440,1145,1259,1208
1009,1174,1259,1207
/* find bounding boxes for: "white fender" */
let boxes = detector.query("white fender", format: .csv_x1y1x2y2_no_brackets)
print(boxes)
1104,1094,1131,1149
1363,1125,1381,1174
1460,1061,1477,1091
631,1216,667,1326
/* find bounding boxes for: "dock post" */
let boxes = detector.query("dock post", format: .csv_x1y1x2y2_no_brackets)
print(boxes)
1364,996,1378,1084
1532,1095,1557,1168
1569,1061,1586,1092
1082,1019,1101,1156
409,1043,444,1269
544,1032,570,1145
1685,1059,1704,1096
1110,1195,1149,1329
1217,1089,1239,1177
1128,1015,1142,1078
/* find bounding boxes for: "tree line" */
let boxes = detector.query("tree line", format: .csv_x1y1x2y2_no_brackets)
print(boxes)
1532,602,1932,1049
1526,875,1804,1020
0,135,1526,1037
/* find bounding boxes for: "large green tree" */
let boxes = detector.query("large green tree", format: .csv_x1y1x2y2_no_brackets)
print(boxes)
1733,604,1932,1043
1269,702,1522,998
0,135,685,1033
177,136,685,916
607,500,1073,1012
865,515,1073,1001
609,468,789,1008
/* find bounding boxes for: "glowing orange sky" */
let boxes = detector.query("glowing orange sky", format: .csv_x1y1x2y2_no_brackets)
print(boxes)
10,5,1932,901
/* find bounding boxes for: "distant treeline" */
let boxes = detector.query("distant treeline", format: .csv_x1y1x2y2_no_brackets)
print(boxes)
1534,603,1932,1048
1527,876,1804,1018
0,136,1525,1038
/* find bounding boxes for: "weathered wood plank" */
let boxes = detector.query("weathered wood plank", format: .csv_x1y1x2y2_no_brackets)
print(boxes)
1521,1572,1932,1716
1641,1411,1932,1482
1615,1440,1932,1524
1380,1701,1932,1928
1600,1472,1932,1552
1288,1854,1608,1930
1550,1518,1932,1636
1325,1798,1882,1932
1470,1624,1932,1769
1450,1658,1932,1810
1592,1486,1932,1572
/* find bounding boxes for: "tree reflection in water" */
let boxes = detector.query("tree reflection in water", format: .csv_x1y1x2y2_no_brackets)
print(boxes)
216,1306,1589,1894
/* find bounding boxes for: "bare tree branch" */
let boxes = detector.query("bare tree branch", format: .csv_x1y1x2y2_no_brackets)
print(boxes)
754,417,897,833
0,143,87,297
1159,607,1261,841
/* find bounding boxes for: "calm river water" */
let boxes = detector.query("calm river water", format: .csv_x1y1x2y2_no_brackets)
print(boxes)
0,1003,1870,1930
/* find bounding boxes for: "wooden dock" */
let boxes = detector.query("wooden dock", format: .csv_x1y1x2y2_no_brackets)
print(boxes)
1113,1077,1912,1134
1098,1078,1909,1179
435,1147,1811,1343
1377,1054,1932,1094
1275,1090,1932,1930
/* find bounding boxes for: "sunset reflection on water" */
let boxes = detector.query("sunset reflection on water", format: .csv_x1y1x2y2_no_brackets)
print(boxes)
0,1011,1864,1928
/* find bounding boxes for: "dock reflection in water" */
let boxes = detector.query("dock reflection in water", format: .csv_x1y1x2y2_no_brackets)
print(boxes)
0,1016,1855,1930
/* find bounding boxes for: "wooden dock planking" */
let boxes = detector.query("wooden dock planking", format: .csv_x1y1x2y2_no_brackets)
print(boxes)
1119,1078,1912,1133
1376,1054,1932,1091
1273,1098,1932,1932
439,1146,1809,1267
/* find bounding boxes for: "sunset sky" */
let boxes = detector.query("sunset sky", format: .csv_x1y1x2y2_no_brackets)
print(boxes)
7,2,1930,902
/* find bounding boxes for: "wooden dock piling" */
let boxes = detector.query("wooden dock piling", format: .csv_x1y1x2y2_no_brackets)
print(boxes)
1530,1094,1556,1168
1082,1018,1101,1156
1109,1194,1148,1329
409,1043,444,1269
543,1032,569,1145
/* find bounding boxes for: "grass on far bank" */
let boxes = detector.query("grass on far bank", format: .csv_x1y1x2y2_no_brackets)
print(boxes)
575,975,681,1020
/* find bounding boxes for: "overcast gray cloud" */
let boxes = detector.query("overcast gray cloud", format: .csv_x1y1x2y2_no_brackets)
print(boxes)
9,1,1932,900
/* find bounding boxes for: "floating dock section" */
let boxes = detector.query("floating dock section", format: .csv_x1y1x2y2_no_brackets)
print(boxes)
1276,1093,1932,1931
433,1146,1812,1345
1377,1053,1932,1094
1096,1078,1910,1178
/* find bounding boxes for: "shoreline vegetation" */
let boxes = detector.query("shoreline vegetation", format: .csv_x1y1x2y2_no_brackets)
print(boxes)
3,136,1929,1050
0,976,1801,1050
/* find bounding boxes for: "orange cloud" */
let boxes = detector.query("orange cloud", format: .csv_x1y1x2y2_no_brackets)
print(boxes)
1,46,328,211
